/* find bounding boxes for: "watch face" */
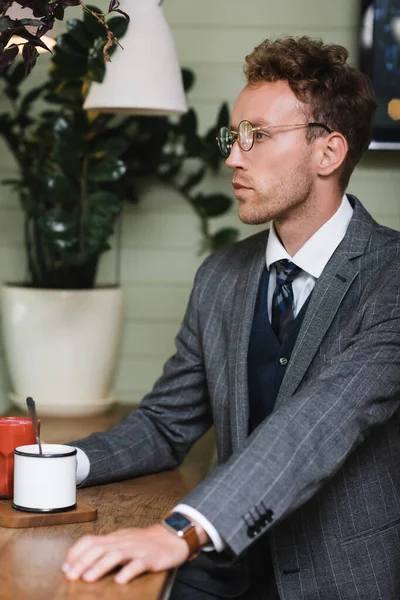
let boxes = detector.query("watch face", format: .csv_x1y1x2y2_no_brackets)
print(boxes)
164,513,192,532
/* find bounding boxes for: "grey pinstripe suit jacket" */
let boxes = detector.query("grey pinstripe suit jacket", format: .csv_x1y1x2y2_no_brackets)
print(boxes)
74,196,400,599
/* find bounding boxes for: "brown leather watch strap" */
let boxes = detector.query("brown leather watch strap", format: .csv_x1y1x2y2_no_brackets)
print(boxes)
183,523,201,561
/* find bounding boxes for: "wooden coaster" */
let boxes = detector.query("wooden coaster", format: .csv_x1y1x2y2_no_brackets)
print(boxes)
0,500,98,528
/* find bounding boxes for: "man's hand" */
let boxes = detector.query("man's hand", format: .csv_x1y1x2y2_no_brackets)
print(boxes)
62,523,206,584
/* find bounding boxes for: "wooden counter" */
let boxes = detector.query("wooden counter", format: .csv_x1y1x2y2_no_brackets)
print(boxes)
0,405,216,600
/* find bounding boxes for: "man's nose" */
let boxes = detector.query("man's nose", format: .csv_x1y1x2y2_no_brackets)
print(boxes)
225,140,247,170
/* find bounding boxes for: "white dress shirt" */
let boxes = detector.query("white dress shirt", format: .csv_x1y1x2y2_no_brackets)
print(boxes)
76,194,353,553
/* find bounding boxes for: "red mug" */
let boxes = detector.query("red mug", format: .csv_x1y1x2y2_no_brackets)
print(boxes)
0,417,38,498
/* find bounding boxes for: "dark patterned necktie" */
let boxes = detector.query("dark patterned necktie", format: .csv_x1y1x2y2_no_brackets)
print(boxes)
271,259,302,343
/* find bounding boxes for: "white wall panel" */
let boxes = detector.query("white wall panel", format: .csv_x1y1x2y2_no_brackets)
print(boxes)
123,284,191,320
164,0,360,29
121,321,179,357
173,28,358,65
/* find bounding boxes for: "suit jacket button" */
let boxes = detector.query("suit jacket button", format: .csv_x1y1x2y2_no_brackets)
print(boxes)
264,509,274,522
247,526,256,538
279,357,288,366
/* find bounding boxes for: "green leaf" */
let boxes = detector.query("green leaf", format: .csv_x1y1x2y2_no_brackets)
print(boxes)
180,108,197,137
52,49,88,78
181,68,195,92
19,19,44,27
107,16,129,39
192,193,232,218
46,80,82,105
1,178,20,184
53,142,82,178
45,172,79,203
84,6,107,40
37,210,78,251
55,33,89,58
107,42,118,58
52,117,82,177
66,18,94,48
203,102,231,170
88,191,122,216
18,85,44,116
217,102,230,130
0,45,19,72
179,109,206,156
205,102,230,144
187,135,206,157
84,213,114,253
0,16,14,32
210,227,239,250
8,61,26,87
91,137,128,157
53,116,74,140
88,157,127,181
86,213,114,234
87,51,106,83
158,160,182,181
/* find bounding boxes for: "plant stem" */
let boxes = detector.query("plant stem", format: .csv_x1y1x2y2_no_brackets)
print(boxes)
77,0,122,61
79,156,88,253
24,215,36,285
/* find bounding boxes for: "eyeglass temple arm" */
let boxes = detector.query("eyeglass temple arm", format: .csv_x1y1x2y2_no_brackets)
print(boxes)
307,122,333,133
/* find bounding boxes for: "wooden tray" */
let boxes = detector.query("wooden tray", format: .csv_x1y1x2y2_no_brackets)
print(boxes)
0,500,98,528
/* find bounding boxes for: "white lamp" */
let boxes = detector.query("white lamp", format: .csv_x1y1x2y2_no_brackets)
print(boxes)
83,0,187,116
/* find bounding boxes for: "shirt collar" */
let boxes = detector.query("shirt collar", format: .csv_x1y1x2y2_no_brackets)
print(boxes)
266,194,354,278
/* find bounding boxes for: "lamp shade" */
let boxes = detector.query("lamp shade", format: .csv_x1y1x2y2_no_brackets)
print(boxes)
83,0,188,116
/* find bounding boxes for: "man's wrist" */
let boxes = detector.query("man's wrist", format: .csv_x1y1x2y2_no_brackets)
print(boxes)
174,503,225,552
161,511,210,560
190,520,211,546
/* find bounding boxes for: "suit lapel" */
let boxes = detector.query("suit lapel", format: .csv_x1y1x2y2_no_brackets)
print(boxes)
228,196,376,446
275,253,359,405
229,232,267,451
276,196,374,407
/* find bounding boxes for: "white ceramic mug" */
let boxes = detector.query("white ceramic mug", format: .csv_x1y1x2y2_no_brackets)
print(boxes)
13,444,77,512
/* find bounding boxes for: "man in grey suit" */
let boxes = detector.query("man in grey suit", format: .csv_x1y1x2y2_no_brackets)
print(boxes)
62,36,400,599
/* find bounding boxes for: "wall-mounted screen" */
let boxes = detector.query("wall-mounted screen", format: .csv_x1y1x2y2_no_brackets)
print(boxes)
360,0,400,149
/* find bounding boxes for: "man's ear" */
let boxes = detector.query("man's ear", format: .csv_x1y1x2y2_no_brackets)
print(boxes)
316,132,348,177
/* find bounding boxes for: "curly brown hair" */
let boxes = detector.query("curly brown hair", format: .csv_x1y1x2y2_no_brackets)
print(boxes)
244,36,377,190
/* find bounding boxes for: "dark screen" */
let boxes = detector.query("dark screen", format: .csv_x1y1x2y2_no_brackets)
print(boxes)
360,0,400,147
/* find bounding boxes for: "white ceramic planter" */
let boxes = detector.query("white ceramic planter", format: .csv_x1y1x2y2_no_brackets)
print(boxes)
1,285,124,416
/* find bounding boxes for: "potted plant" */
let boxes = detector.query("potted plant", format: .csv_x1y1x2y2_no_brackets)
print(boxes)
0,6,237,416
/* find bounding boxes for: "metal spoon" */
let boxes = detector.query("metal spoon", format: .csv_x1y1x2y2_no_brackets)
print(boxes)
26,396,43,455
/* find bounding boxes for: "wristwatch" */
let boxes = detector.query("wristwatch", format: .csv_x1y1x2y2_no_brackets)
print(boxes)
161,512,201,561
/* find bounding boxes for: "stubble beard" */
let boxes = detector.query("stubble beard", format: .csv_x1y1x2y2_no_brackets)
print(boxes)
238,164,314,226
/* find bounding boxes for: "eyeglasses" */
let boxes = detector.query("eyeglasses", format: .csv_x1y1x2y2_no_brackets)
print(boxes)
216,119,333,157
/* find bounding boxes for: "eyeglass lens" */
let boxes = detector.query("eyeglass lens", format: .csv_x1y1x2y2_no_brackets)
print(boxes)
218,126,233,157
238,120,254,151
217,120,255,157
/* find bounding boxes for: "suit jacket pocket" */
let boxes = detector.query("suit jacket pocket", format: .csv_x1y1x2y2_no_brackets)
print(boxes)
341,516,400,546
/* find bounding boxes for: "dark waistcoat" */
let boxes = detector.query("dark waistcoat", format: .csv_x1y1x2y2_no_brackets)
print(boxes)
247,266,311,583
248,266,310,433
